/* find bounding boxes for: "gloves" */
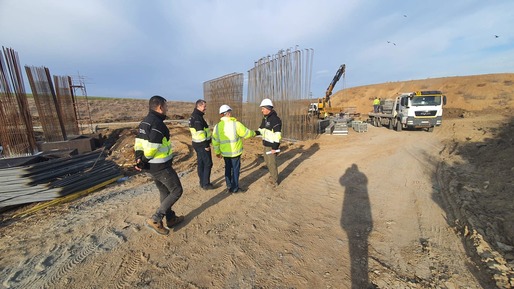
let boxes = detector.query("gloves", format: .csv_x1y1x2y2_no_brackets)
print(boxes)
135,157,149,170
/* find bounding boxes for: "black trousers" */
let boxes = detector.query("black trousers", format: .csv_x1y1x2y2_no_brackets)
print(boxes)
194,146,213,188
150,167,183,222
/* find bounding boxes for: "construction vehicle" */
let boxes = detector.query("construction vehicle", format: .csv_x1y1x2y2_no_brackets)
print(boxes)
368,90,446,132
308,64,346,119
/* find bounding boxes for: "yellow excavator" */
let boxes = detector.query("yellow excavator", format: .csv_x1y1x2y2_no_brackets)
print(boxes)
308,64,346,119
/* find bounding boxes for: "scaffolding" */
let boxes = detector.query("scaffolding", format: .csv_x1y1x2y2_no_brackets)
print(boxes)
70,74,93,134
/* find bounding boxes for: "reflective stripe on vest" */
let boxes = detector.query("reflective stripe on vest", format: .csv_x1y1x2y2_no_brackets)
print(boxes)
189,127,211,143
213,119,247,157
134,135,173,163
259,128,282,143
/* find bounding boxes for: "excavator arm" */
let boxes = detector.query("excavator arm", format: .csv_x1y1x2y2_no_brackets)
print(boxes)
324,64,345,103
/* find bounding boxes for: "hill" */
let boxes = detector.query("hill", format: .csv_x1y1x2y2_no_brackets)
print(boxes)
330,73,514,116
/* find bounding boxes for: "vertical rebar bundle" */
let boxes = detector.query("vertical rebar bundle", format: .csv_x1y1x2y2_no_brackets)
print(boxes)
0,47,38,157
25,66,66,142
203,73,244,125
246,47,316,141
54,75,79,136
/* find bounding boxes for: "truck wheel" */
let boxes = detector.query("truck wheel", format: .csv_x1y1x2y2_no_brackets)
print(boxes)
396,119,402,132
428,126,434,132
388,119,394,130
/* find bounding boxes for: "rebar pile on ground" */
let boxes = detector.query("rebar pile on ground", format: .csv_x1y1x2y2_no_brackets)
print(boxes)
25,65,66,142
0,150,122,209
246,47,316,141
0,47,38,157
54,75,80,136
203,73,244,125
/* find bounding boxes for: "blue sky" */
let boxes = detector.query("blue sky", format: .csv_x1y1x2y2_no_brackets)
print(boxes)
1,0,513,102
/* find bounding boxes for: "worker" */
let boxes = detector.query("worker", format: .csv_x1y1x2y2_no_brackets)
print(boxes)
134,95,184,235
254,98,282,188
188,99,214,190
212,104,256,193
373,97,380,113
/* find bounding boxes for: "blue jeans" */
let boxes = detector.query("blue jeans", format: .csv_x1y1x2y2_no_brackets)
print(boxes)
194,146,213,187
223,156,241,192
150,167,183,222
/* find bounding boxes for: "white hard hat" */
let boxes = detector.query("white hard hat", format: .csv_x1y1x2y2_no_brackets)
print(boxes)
260,98,273,107
219,104,232,114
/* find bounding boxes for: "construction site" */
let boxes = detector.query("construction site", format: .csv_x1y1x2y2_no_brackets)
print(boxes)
1,45,514,288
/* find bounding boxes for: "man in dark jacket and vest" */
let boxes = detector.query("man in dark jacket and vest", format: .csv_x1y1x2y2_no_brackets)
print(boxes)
188,99,214,190
134,95,184,235
255,98,282,188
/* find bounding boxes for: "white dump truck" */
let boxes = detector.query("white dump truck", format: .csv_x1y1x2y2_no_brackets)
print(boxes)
368,90,446,132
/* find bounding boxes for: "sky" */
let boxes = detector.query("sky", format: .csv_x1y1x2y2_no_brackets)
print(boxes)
1,0,513,102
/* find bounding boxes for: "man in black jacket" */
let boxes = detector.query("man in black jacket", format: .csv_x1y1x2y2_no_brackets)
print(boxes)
188,99,213,190
134,95,184,235
255,98,282,188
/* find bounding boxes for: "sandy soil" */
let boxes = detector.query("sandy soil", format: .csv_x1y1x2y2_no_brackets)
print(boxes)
1,74,513,288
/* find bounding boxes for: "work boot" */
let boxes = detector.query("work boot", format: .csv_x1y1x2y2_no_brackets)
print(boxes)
267,178,279,188
166,215,184,228
231,187,247,193
146,219,169,235
202,183,215,190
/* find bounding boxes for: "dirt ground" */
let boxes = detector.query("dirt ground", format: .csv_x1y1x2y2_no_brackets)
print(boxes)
1,75,514,288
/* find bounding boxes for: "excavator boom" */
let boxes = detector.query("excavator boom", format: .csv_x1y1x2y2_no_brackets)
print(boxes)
325,64,346,102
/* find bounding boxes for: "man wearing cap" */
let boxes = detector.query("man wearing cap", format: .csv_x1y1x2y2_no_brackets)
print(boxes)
134,95,184,235
255,98,282,188
212,104,256,193
188,99,214,190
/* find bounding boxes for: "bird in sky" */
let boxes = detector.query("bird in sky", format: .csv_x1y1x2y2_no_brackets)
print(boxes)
494,35,499,38
403,14,407,17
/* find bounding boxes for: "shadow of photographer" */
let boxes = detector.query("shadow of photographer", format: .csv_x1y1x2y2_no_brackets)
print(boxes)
340,163,373,289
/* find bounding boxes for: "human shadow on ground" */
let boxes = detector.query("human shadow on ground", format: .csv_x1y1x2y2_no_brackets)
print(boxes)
174,188,231,231
278,143,320,183
178,143,321,231
239,142,320,188
176,155,266,230
206,155,266,189
340,164,373,289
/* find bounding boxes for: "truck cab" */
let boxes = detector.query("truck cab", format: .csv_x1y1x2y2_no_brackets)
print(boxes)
397,91,446,132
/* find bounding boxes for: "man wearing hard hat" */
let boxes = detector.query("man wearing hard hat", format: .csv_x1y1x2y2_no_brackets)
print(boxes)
255,98,282,188
212,104,256,193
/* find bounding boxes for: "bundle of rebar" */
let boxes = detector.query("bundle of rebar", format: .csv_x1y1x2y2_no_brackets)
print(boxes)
246,47,316,140
25,65,66,142
0,150,122,209
203,73,244,125
0,47,38,157
54,75,80,136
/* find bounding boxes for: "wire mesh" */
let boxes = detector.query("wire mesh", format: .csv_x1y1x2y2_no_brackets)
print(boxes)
246,47,317,141
0,47,38,157
203,73,244,125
